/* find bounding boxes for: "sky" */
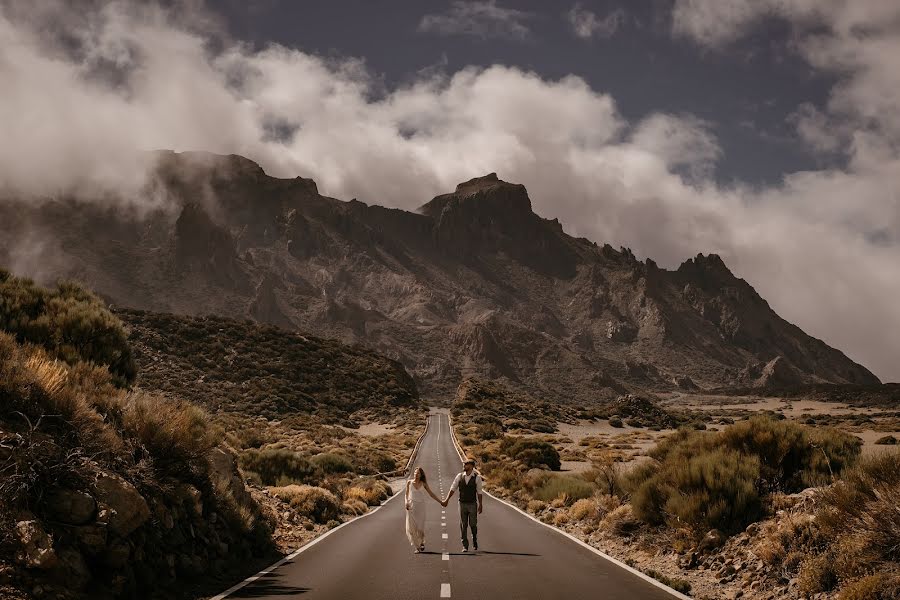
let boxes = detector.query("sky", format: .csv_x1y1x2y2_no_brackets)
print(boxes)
0,0,898,382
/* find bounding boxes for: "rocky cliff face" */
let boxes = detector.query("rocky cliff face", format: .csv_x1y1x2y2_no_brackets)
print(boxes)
0,152,879,402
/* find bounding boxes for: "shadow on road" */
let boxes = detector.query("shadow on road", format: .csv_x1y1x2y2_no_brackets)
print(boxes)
450,551,540,557
230,571,311,597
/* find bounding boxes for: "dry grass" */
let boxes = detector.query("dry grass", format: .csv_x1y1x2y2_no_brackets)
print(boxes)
270,485,340,524
123,391,222,472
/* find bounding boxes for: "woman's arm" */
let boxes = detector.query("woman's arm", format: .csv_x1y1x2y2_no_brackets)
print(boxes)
424,482,441,503
405,481,411,510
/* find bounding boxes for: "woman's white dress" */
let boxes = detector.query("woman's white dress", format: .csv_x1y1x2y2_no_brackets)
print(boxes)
405,481,427,548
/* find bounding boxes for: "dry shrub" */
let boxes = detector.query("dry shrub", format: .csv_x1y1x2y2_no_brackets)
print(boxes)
345,480,391,506
123,392,221,471
798,554,838,595
342,499,368,516
839,573,900,600
815,452,900,584
570,498,599,522
532,475,594,504
600,504,639,536
553,510,570,526
270,485,339,524
239,448,317,486
490,465,522,491
0,338,123,456
526,499,546,514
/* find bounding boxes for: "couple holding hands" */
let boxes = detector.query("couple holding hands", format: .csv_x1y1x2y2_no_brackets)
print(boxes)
405,458,483,553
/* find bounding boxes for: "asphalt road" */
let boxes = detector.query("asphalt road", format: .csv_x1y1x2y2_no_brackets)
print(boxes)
217,410,683,600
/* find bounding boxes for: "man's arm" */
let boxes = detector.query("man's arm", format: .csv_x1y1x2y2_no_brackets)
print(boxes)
476,473,484,513
444,472,461,505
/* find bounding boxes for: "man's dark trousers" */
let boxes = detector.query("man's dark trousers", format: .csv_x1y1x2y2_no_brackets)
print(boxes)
459,501,478,549
458,473,479,549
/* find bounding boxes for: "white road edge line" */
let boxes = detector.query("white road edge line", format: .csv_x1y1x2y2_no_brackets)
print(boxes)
445,412,692,600
212,414,433,600
440,582,451,597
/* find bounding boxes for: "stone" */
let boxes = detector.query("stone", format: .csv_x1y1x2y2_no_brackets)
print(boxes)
93,472,150,537
104,541,131,569
74,524,107,555
699,529,726,552
207,447,253,506
45,489,96,525
177,483,203,517
52,549,90,590
15,518,57,570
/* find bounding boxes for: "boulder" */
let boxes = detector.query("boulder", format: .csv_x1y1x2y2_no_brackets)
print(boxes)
45,489,96,525
207,446,253,507
93,472,150,537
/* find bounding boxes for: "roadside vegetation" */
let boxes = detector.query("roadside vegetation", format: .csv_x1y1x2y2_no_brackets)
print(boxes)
452,376,899,599
0,272,425,599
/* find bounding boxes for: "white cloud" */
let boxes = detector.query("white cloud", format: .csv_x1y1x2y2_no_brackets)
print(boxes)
418,1,533,40
0,1,899,381
566,4,625,40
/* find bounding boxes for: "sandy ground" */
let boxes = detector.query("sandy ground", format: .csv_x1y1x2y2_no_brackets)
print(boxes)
340,422,396,436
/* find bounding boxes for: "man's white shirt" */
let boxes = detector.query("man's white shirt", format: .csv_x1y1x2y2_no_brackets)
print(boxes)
450,470,483,493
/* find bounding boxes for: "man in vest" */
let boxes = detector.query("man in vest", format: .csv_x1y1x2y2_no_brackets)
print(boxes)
443,458,483,552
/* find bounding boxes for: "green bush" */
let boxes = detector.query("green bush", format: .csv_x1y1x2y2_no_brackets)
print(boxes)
630,416,858,533
240,449,318,486
631,449,762,533
310,452,353,475
0,272,135,385
500,437,561,470
532,475,594,503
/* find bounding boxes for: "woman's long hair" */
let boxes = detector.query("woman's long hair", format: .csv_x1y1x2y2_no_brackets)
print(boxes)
414,467,427,483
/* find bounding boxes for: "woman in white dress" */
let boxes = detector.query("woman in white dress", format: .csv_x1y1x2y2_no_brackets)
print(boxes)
405,467,442,553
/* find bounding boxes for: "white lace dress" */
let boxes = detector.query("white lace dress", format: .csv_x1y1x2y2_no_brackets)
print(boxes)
405,481,427,549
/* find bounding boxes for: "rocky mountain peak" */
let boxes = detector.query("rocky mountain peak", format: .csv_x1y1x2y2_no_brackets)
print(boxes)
419,173,533,221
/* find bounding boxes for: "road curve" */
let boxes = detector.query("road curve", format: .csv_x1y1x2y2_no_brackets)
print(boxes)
216,409,684,600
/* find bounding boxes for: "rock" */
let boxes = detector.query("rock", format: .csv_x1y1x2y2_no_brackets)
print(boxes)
607,320,637,342
74,524,107,555
15,518,58,570
744,522,760,537
93,472,150,537
698,529,726,552
177,483,203,517
207,447,253,507
104,541,131,569
52,549,90,590
672,375,699,390
45,489,96,525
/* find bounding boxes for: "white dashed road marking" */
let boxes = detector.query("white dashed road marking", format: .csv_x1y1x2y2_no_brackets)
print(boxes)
442,552,449,561
440,583,451,598
442,533,448,539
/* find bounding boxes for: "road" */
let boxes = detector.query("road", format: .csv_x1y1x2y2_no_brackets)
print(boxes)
216,410,684,600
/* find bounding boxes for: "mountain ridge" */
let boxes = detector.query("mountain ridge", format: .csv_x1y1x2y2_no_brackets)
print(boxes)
0,151,879,403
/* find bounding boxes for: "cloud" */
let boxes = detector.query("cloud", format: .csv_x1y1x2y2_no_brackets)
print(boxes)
1,1,899,381
418,1,533,40
566,4,625,39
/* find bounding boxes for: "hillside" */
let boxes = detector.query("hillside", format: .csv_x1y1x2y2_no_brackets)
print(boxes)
0,272,275,599
0,151,879,403
118,308,419,424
